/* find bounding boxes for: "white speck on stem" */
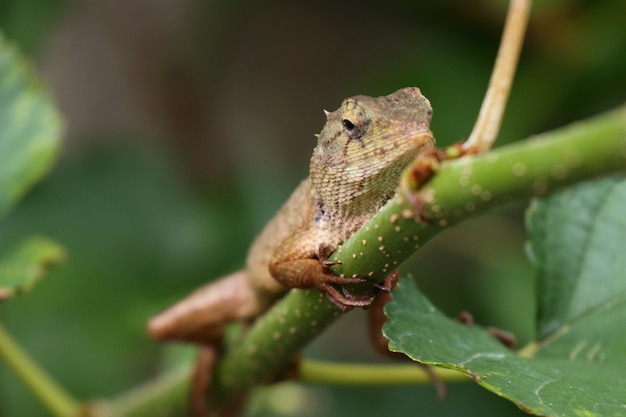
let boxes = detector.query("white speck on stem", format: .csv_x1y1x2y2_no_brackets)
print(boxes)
511,162,526,177
551,164,569,180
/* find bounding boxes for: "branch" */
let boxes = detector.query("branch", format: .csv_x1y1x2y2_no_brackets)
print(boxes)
210,104,626,404
300,360,468,386
88,366,191,417
95,103,626,415
464,0,531,153
0,322,80,417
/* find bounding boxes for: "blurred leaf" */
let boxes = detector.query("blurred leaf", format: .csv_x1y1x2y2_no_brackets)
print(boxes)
0,236,65,301
527,175,626,340
0,145,233,415
0,31,63,218
0,0,68,54
384,176,626,416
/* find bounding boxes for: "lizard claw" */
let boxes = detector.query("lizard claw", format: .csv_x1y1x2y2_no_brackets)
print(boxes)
321,259,342,268
373,271,399,293
341,287,377,304
318,243,342,268
320,271,399,312
321,283,376,312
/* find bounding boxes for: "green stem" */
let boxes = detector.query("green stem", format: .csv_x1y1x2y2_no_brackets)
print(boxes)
89,365,190,417
333,103,626,282
211,289,341,402
0,321,80,417
96,104,626,415
300,360,468,385
211,104,626,404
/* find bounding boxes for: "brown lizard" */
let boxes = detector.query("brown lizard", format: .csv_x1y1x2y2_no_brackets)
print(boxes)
148,87,434,346
148,88,434,415
148,2,530,412
148,0,530,346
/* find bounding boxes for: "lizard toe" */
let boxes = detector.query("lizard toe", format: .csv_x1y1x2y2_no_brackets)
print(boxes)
341,287,377,305
319,283,376,312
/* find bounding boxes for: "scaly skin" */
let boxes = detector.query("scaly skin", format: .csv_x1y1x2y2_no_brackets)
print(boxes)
148,87,434,345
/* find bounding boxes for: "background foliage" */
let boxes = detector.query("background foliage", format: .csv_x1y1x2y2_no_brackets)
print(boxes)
0,0,624,416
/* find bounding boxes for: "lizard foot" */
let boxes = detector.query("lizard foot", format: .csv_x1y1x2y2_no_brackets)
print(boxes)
317,275,374,312
317,243,341,268
315,245,377,311
269,257,394,313
321,271,399,312
372,271,399,292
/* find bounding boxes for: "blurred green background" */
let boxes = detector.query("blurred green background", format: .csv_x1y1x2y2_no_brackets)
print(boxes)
0,0,624,415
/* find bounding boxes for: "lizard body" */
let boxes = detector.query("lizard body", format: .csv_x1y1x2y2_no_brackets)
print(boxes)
147,2,530,412
149,87,434,345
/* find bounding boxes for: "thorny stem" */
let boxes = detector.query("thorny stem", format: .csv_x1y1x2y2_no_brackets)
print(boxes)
0,321,80,417
463,0,531,154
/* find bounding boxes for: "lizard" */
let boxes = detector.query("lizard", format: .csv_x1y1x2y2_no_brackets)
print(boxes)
148,0,531,346
148,0,531,404
148,2,530,412
148,88,434,414
148,87,434,346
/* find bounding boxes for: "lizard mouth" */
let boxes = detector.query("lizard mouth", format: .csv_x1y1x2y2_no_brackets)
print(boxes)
408,128,435,153
395,127,435,154
404,121,433,140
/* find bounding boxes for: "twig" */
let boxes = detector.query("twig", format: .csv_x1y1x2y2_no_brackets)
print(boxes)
463,0,532,154
0,322,80,417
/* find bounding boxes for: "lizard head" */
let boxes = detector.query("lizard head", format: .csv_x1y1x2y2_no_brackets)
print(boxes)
311,87,434,216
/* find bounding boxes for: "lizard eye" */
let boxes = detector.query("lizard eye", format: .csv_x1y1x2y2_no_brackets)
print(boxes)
342,119,356,132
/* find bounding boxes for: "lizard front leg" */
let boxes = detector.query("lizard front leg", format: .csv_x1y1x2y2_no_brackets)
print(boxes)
269,257,376,312
269,231,400,312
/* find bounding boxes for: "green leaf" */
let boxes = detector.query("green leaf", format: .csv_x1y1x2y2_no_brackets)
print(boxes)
0,236,65,301
526,175,626,340
385,278,626,417
385,175,626,417
0,31,63,218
